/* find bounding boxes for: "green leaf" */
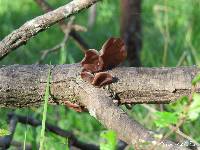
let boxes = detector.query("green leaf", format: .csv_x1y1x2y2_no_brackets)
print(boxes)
192,74,200,85
154,111,178,128
100,130,117,150
0,129,10,136
188,93,200,120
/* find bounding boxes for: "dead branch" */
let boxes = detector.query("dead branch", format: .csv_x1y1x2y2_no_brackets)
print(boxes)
75,79,188,149
36,17,75,64
0,64,199,149
0,112,99,150
0,64,199,107
0,0,99,58
34,0,89,53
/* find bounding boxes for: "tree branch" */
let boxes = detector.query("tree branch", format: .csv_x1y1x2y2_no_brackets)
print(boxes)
36,17,75,64
75,82,189,149
0,112,99,150
34,0,89,52
0,0,99,58
0,64,199,108
0,64,197,149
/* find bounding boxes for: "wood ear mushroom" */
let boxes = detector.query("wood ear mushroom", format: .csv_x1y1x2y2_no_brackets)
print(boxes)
80,38,127,87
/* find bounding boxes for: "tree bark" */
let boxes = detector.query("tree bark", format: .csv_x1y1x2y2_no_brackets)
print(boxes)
0,0,100,58
0,64,199,107
0,64,195,149
76,82,187,150
120,0,142,66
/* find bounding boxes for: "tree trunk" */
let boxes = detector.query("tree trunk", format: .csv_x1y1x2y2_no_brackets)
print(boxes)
120,0,142,67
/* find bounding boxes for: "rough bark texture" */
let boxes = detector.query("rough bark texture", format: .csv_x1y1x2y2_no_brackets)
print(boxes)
0,64,199,107
0,0,99,58
120,0,142,66
0,64,196,149
76,82,186,150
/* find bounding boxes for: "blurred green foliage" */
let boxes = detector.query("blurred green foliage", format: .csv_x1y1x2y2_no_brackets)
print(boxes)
0,128,10,137
100,130,117,150
154,111,178,128
0,0,200,149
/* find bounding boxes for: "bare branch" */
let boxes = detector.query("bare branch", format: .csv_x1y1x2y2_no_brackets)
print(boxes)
0,65,198,149
0,64,199,108
11,113,99,150
142,104,200,149
75,80,188,149
0,113,99,150
0,0,99,58
34,0,89,53
36,17,75,64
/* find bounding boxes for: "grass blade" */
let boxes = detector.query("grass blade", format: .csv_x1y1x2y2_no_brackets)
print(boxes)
39,66,51,150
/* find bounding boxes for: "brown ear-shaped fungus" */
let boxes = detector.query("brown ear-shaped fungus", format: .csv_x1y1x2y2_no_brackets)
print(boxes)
80,38,126,88
100,38,127,70
80,71,94,83
92,72,113,87
81,49,104,73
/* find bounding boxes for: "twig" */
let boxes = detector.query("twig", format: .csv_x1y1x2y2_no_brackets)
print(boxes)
177,51,188,67
175,129,200,148
36,17,75,64
37,44,62,64
7,113,99,150
147,85,198,150
0,0,99,59
120,0,142,66
34,0,89,53
142,104,200,149
162,86,195,140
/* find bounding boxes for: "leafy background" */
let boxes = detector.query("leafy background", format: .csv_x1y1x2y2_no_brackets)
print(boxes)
0,0,200,149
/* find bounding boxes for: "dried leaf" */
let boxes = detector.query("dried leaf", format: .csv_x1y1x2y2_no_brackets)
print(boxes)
92,72,113,87
100,38,127,70
64,101,83,112
81,49,103,73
